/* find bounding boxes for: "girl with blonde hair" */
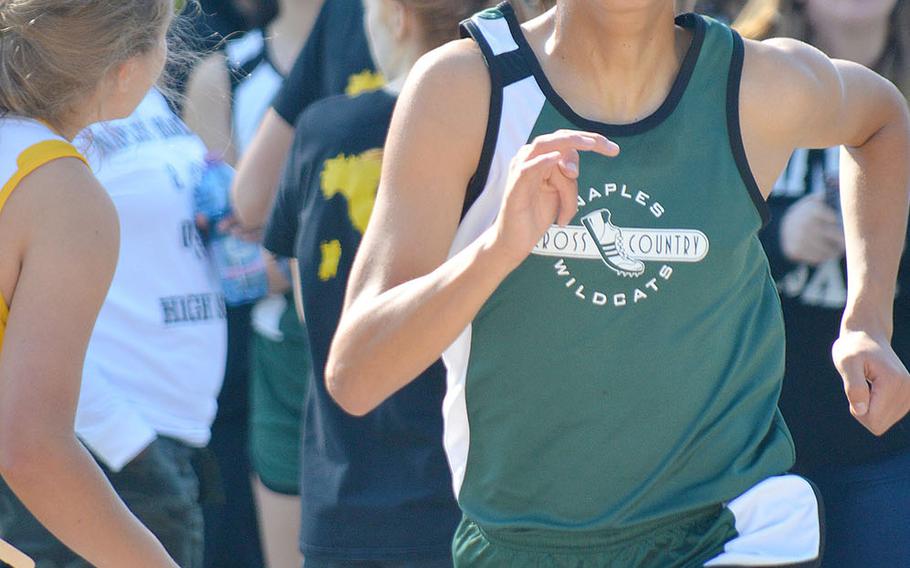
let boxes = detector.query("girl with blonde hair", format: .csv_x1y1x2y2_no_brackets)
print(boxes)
0,1,181,566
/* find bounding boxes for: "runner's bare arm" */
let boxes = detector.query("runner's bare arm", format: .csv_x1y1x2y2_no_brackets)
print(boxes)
742,38,910,435
326,42,492,415
327,41,617,415
0,161,177,567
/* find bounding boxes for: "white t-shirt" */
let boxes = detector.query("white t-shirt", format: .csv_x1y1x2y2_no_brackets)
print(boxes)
75,90,227,471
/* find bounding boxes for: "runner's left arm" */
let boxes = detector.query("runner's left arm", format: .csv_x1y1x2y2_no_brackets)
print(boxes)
742,37,910,436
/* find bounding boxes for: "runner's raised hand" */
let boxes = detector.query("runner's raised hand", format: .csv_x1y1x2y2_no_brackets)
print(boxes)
490,130,619,268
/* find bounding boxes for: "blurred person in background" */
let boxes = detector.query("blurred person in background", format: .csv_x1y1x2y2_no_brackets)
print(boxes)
678,1,788,30
743,0,910,565
184,1,322,567
0,1,183,566
232,0,554,231
168,0,278,107
685,0,744,22
231,0,381,232
261,1,494,565
186,0,319,163
232,0,558,238
229,2,380,560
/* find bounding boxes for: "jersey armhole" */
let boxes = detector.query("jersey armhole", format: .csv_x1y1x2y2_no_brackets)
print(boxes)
0,139,88,214
726,31,771,228
459,18,504,221
0,139,87,326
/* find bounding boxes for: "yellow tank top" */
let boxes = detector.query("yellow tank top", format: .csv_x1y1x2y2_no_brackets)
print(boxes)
0,118,88,348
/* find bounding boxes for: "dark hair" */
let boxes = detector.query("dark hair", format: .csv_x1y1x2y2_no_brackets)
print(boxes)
0,0,173,129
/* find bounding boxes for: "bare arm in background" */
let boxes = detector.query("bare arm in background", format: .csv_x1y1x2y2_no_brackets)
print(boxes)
741,37,910,436
0,160,177,568
231,110,295,228
184,52,237,165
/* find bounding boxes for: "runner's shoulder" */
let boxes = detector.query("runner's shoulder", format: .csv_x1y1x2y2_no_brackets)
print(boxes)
403,38,491,131
10,157,117,255
740,37,840,136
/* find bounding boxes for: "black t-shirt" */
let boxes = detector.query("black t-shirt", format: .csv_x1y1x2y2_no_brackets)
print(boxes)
761,148,910,472
264,90,460,561
270,0,379,126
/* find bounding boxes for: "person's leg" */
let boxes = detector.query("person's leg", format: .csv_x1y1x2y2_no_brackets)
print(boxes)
248,303,309,568
808,449,910,568
252,476,302,568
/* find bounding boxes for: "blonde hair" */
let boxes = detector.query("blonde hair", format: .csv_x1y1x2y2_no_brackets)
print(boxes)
0,0,173,130
731,0,779,40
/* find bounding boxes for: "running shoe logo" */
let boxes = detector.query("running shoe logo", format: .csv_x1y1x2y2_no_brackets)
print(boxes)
532,208,709,279
581,209,646,277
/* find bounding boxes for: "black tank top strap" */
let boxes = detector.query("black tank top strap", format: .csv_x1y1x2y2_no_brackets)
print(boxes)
228,48,267,94
459,1,536,218
459,2,534,87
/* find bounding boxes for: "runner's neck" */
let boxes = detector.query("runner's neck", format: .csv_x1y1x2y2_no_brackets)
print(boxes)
527,1,689,125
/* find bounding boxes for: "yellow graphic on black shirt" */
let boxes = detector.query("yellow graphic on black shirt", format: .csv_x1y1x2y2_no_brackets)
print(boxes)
318,240,342,282
318,149,382,281
345,70,385,96
320,149,382,235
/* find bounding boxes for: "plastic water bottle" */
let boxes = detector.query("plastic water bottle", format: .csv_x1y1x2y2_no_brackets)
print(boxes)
194,155,268,306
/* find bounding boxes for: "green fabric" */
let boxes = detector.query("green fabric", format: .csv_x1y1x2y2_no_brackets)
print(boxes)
458,9,793,544
453,508,738,567
278,292,309,342
249,299,310,494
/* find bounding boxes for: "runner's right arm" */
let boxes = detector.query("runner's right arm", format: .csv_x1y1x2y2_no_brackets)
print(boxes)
0,160,177,568
326,42,617,415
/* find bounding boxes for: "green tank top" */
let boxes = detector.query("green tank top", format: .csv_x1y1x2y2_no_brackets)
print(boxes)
443,3,795,534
